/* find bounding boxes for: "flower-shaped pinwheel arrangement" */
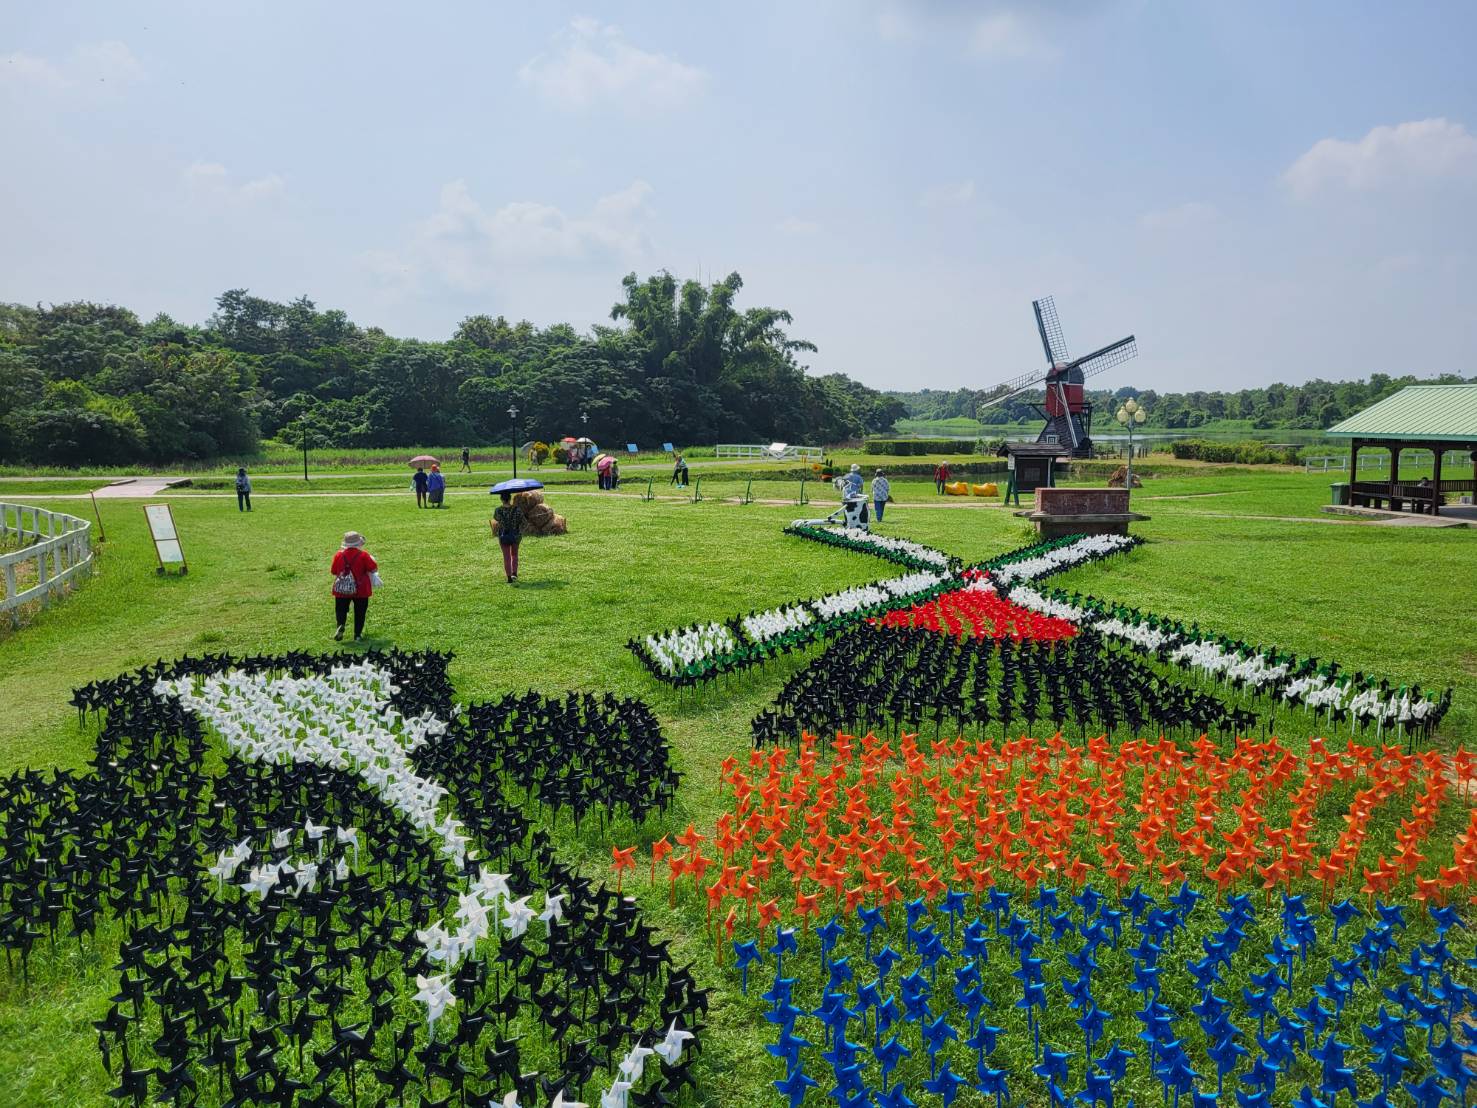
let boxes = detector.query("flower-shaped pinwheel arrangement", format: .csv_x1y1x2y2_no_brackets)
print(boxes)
1,650,702,1108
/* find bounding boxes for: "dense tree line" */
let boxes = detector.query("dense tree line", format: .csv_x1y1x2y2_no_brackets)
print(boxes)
0,273,906,466
890,371,1476,432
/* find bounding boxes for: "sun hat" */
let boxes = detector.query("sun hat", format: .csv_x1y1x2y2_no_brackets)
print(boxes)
342,531,366,548
850,463,861,472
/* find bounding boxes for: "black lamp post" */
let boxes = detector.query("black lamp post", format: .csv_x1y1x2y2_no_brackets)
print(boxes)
301,422,310,482
509,404,520,479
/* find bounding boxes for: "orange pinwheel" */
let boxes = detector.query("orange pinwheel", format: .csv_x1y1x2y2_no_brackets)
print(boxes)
611,845,636,892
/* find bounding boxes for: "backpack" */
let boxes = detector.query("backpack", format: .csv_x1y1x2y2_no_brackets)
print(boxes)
332,550,359,597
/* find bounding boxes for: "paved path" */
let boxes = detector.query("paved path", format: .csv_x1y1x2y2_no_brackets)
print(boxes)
89,478,189,499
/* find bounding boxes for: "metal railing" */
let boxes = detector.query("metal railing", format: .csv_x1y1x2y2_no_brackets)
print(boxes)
0,503,94,628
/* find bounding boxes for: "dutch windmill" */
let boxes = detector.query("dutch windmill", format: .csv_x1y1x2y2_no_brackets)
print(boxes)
977,296,1138,458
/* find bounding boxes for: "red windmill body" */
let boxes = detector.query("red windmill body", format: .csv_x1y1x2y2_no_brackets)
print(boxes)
976,296,1139,458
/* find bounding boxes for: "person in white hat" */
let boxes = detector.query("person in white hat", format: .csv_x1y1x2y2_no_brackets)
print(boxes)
329,531,378,641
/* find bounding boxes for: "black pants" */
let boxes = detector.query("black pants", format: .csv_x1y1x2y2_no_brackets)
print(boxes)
237,490,251,511
334,597,368,639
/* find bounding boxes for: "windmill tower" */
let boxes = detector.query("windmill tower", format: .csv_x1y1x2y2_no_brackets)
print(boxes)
977,297,1138,458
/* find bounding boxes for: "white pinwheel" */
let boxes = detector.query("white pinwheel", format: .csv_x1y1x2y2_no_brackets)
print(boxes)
413,973,455,1030
654,1021,693,1065
503,896,536,938
539,892,566,929
618,1043,654,1084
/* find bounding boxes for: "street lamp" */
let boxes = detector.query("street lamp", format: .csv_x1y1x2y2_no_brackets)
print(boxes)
1115,397,1147,490
509,404,520,479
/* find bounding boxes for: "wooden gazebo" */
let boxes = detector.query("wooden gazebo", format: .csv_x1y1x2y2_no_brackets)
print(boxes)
1327,384,1477,515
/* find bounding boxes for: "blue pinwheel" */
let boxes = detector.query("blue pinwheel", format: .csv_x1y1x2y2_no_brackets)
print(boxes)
873,1083,916,1108
1096,1042,1136,1082
872,943,902,984
960,918,990,965
1122,884,1151,921
766,1025,813,1071
1329,898,1363,940
1081,1067,1117,1107
732,939,761,994
858,905,885,957
922,1058,969,1106
1077,1002,1110,1054
875,1033,911,1090
940,889,970,938
919,1013,958,1076
773,1063,819,1108
1402,1074,1451,1108
817,916,845,964
975,1062,1009,1108
771,926,799,975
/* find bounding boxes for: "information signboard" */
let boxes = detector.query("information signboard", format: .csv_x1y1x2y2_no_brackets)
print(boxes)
144,504,188,574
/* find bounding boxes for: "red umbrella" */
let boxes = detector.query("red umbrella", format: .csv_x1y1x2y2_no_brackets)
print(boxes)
560,436,578,444
409,454,438,466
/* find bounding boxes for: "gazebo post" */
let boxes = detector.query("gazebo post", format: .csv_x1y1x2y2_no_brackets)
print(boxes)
1388,445,1401,510
1431,445,1443,516
1349,440,1360,502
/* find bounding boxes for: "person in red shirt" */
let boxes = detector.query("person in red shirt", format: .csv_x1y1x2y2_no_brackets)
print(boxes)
934,460,951,495
329,531,378,641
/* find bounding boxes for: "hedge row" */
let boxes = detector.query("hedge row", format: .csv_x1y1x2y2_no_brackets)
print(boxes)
864,438,988,455
1168,439,1301,465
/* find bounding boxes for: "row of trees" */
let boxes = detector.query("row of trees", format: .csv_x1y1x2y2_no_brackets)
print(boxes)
891,372,1476,431
0,274,907,466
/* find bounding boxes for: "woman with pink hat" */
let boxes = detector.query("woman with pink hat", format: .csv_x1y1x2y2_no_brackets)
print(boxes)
329,531,379,641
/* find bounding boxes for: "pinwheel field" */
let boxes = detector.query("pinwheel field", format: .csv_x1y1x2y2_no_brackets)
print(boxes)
1,475,1475,1107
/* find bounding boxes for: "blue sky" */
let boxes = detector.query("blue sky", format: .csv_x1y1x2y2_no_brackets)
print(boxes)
4,2,1475,392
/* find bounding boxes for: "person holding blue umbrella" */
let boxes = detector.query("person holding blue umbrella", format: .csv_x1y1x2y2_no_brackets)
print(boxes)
490,478,542,583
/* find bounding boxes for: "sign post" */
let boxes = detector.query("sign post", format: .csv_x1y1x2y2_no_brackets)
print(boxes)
144,504,188,575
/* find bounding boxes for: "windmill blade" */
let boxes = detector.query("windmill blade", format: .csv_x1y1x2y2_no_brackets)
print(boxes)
1069,335,1137,380
1032,296,1070,367
975,366,1052,412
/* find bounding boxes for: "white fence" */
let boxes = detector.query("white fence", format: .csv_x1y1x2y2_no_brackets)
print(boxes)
0,503,94,628
715,443,825,462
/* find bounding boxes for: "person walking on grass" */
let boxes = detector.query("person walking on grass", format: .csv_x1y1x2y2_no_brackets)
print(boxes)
427,464,446,508
460,447,471,473
871,469,892,522
330,531,378,641
235,467,252,512
493,492,523,584
934,460,950,495
413,466,429,508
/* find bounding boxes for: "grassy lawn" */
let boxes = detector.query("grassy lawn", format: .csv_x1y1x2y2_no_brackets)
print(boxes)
0,474,1472,1105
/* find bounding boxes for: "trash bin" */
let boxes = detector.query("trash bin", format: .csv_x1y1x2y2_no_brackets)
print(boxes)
1330,482,1349,505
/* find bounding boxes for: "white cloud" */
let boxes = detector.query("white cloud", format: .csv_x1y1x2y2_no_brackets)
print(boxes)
1138,201,1221,231
519,19,705,111
777,216,821,236
0,40,145,92
921,179,977,208
1282,118,1477,198
184,162,286,202
372,179,655,295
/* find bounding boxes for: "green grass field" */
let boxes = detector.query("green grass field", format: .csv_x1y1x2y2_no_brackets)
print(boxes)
0,472,1473,1105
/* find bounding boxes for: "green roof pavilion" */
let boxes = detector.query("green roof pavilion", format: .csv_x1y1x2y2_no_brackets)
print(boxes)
1327,384,1477,515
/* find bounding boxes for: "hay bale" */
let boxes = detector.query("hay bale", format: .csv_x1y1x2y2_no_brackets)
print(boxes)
525,505,554,528
548,514,567,535
1106,465,1142,489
